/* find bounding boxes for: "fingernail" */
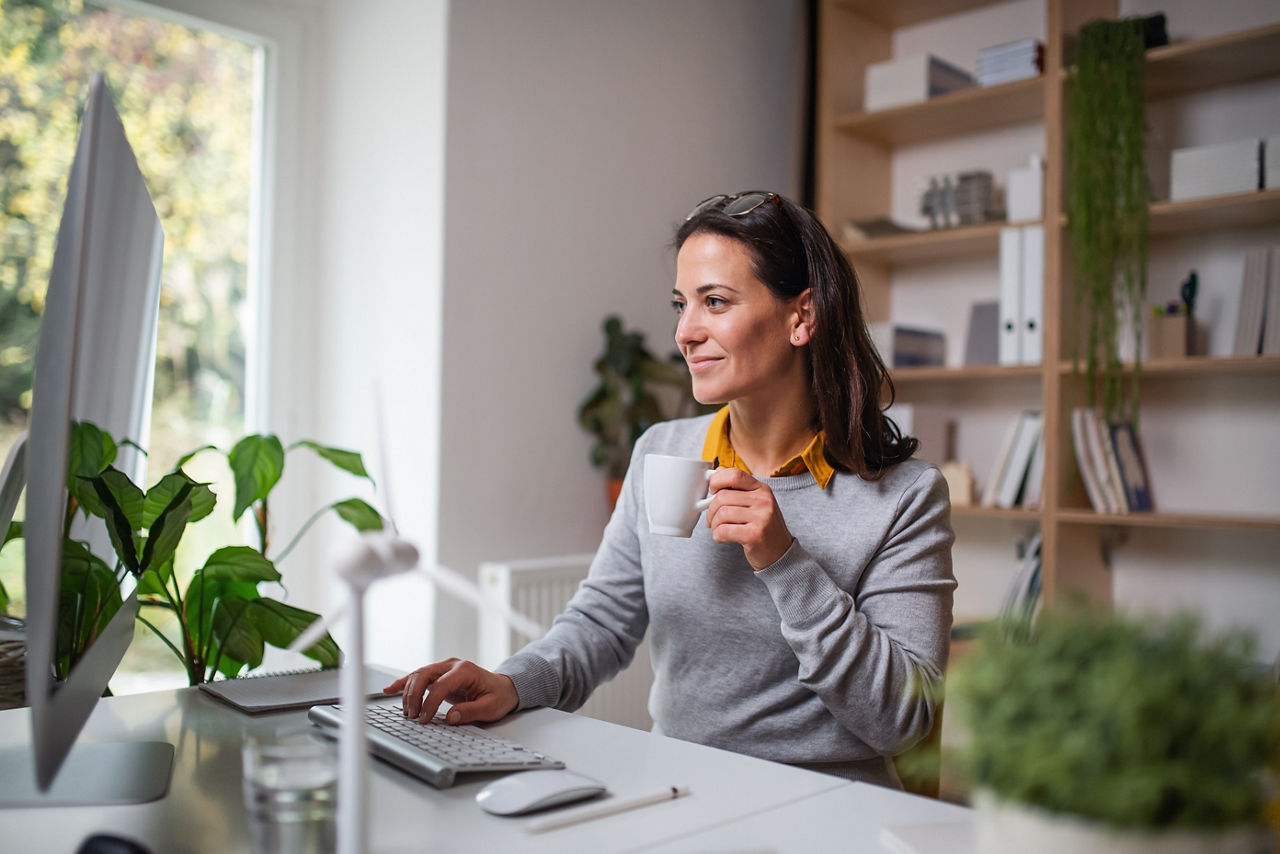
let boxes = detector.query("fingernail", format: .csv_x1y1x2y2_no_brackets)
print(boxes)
446,709,459,724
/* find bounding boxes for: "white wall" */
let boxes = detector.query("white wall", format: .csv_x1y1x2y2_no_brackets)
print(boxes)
436,0,805,659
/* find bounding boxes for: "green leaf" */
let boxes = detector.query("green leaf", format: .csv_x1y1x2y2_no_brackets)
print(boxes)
184,571,262,673
228,435,284,522
144,471,216,527
3,521,21,546
211,596,264,670
200,546,281,584
68,420,116,482
57,541,123,674
293,440,372,482
140,495,192,577
332,497,384,532
87,469,143,574
245,598,341,668
137,559,173,596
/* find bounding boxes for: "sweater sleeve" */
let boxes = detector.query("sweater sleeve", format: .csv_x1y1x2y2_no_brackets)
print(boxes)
494,441,650,713
755,466,955,756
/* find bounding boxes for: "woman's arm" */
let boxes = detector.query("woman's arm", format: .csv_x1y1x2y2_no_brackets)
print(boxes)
756,467,955,755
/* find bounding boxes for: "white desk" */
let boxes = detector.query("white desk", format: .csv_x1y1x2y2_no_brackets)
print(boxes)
0,686,971,853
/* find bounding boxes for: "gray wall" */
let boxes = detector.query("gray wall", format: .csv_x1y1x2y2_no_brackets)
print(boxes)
436,0,805,657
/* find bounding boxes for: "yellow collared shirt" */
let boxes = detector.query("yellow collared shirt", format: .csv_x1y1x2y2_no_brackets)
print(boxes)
699,406,835,489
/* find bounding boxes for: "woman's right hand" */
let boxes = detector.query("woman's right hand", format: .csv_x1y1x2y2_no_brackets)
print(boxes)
383,658,519,725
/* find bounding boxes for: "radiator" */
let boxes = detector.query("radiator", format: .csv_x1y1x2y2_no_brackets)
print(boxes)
478,554,654,731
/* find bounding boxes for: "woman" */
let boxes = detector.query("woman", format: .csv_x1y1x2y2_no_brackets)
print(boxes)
388,191,955,787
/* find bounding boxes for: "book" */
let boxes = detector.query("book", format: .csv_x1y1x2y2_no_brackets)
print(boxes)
1108,421,1154,512
1088,410,1128,514
1233,248,1269,355
1071,407,1109,512
1000,531,1042,623
1020,425,1047,509
998,228,1022,365
981,414,1024,507
865,54,975,112
1264,246,1280,355
963,301,999,366
995,411,1042,509
198,665,400,714
870,324,946,367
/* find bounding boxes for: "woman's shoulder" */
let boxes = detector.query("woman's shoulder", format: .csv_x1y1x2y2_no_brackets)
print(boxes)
839,457,946,501
634,413,717,458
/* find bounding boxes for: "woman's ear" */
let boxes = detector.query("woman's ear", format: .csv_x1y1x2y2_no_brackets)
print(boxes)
791,288,815,346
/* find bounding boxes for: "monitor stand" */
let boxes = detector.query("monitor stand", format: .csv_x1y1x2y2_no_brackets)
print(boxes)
0,741,173,806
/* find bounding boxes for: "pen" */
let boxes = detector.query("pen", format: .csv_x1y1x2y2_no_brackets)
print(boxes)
525,784,692,833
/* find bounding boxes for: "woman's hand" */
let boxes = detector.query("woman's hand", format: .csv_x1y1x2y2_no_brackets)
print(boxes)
705,467,794,570
384,658,519,725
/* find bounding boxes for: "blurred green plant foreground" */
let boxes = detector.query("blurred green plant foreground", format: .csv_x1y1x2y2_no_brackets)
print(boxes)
948,604,1280,829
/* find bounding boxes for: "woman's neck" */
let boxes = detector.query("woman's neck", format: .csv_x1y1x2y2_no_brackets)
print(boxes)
727,391,816,476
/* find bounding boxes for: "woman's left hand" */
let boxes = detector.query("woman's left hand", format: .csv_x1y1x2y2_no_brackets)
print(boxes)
704,467,794,570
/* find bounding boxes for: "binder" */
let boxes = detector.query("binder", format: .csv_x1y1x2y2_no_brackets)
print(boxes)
1020,225,1044,365
1233,248,1269,355
1264,246,1280,355
998,228,1023,365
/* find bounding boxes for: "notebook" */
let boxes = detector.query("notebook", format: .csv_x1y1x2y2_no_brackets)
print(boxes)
198,666,401,714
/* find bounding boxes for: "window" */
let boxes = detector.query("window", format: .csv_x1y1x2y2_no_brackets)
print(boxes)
0,0,260,690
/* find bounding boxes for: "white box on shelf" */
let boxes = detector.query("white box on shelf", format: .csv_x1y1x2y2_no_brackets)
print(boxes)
864,54,974,112
1266,136,1280,189
1006,153,1044,222
1169,139,1260,201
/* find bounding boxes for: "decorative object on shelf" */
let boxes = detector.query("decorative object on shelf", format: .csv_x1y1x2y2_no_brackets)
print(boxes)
1067,16,1151,425
938,461,976,507
842,216,919,243
578,316,700,507
920,170,1003,229
4,420,384,686
950,606,1280,853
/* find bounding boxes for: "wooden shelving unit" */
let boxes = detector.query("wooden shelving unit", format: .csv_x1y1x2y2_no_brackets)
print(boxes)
816,0,1280,610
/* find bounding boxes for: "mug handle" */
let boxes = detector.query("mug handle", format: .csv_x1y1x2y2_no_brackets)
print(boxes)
694,467,715,511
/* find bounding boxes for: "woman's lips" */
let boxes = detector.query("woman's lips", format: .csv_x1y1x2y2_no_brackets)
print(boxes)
686,356,722,374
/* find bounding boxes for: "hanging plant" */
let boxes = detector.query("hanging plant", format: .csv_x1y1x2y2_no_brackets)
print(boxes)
1067,17,1149,424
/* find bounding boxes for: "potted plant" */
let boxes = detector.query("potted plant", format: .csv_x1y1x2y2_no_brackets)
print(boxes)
948,605,1280,853
577,315,702,508
1067,16,1151,424
1,420,383,686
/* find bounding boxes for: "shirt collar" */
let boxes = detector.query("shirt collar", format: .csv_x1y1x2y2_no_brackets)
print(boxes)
700,406,835,489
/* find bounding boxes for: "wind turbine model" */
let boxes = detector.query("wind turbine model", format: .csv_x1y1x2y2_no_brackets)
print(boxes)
288,404,546,854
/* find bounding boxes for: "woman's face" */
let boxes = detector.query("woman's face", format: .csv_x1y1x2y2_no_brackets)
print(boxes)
672,232,808,406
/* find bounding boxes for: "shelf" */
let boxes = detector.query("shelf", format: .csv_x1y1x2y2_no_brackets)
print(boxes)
833,0,995,29
1145,22,1280,99
1149,189,1280,236
843,221,1010,266
833,77,1044,147
1056,509,1280,531
892,364,1042,383
952,505,1041,522
1057,355,1280,378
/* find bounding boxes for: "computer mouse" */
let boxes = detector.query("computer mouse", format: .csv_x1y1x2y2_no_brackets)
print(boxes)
475,769,606,816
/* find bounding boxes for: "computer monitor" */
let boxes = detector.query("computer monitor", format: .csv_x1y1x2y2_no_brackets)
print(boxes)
0,73,173,805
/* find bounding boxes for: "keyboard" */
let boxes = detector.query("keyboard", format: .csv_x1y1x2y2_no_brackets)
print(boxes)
307,702,564,788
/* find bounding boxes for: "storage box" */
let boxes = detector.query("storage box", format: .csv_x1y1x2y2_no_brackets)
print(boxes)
1148,313,1191,359
1169,139,1261,201
864,54,974,112
1006,153,1044,222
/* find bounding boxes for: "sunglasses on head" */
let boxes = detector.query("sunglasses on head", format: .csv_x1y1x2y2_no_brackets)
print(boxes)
685,191,780,221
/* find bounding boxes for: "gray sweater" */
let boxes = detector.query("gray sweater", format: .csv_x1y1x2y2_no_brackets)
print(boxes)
496,414,956,785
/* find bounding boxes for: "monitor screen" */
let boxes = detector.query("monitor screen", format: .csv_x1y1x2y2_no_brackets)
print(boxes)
0,73,173,804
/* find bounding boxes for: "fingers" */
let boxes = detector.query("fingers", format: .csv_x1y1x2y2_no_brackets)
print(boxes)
703,471,792,570
397,658,461,719
445,675,519,725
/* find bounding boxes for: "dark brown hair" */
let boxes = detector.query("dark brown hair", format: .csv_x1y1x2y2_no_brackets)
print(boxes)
674,193,917,479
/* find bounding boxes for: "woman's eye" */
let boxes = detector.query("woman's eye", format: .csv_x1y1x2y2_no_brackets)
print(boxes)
671,300,685,315
706,296,727,309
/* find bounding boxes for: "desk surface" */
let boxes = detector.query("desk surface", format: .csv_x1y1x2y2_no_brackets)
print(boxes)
0,685,971,853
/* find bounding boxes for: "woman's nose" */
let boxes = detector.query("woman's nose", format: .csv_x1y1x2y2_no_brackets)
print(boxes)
675,308,701,349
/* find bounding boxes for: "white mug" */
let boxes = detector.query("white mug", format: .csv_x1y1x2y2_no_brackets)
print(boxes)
644,454,714,537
